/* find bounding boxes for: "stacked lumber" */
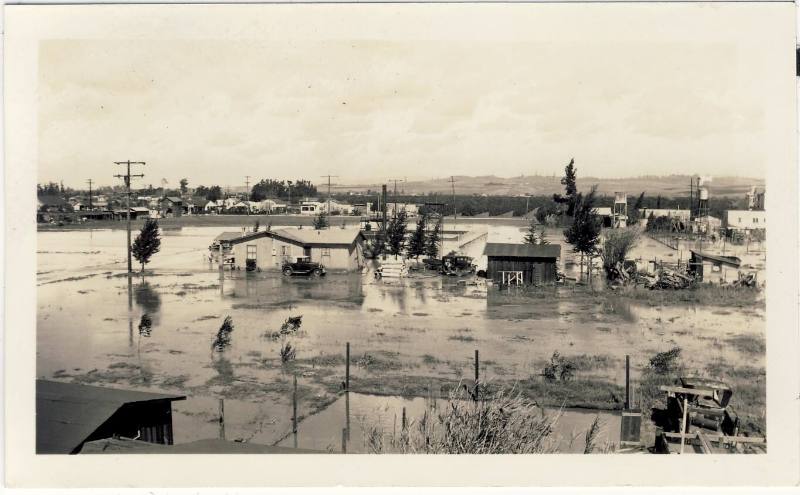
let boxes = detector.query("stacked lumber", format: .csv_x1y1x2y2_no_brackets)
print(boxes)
378,259,408,278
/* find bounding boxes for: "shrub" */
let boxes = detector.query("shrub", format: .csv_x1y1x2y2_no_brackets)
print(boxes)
280,341,297,363
543,351,576,382
648,347,681,374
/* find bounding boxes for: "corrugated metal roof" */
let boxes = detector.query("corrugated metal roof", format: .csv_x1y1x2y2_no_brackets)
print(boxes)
690,250,741,267
484,242,561,259
37,380,185,454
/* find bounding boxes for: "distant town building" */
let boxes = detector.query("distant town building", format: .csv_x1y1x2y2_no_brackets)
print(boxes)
745,187,765,210
688,251,742,284
387,203,420,217
724,210,767,233
159,197,183,217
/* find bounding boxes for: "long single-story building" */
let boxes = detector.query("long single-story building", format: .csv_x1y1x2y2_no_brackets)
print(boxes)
688,250,741,284
37,380,185,454
229,228,366,271
484,243,561,285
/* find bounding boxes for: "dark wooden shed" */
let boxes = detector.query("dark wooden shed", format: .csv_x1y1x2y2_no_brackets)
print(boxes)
484,243,561,285
36,380,185,454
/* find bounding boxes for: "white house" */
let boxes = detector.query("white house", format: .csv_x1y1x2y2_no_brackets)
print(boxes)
387,203,420,217
259,199,287,214
229,228,366,271
725,210,767,232
204,200,224,213
300,201,324,215
640,208,691,222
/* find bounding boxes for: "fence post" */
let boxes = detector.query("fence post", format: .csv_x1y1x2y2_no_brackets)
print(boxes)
474,349,480,398
402,407,407,431
345,342,350,391
218,398,225,440
625,355,630,410
292,374,298,433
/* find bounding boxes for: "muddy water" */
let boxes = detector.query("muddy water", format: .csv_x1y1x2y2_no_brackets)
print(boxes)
275,392,621,453
37,225,765,447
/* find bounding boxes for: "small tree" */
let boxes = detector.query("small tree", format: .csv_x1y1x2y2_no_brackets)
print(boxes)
253,220,260,232
131,219,162,273
523,218,548,245
601,227,642,280
564,186,601,279
628,192,645,226
407,214,428,258
212,316,234,353
179,178,189,196
386,209,408,258
313,212,329,230
425,217,442,258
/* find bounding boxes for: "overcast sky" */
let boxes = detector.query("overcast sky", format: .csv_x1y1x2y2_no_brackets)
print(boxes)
37,4,784,189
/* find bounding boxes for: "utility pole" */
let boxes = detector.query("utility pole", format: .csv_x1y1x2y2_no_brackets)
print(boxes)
449,176,457,222
86,179,93,211
689,177,694,221
114,161,145,275
388,178,404,219
321,174,339,218
244,176,251,215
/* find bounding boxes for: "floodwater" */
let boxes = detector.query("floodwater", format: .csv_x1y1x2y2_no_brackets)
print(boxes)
37,224,766,449
275,392,621,453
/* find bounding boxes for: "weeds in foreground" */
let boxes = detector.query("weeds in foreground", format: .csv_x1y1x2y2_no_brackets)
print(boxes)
648,347,681,375
360,386,558,454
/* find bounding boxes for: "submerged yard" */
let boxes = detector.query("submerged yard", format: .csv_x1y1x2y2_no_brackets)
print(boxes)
37,224,766,450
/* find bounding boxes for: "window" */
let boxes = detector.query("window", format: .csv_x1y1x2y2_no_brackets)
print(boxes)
281,245,290,256
246,245,257,260
321,247,331,257
753,218,758,223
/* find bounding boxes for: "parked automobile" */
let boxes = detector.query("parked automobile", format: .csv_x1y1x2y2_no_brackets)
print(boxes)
282,257,326,277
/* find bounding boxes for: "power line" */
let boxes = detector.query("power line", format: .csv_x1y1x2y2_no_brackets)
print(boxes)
114,161,145,275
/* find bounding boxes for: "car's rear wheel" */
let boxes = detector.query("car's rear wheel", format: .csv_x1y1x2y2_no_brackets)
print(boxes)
283,267,293,276
312,268,322,277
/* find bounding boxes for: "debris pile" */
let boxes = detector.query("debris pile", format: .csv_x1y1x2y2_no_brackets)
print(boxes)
639,268,695,290
733,271,758,288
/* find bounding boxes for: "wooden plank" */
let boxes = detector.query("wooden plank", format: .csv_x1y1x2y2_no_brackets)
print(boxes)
660,385,716,396
696,430,712,454
662,432,766,444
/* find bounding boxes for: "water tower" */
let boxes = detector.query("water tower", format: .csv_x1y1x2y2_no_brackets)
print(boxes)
698,176,711,219
613,192,628,228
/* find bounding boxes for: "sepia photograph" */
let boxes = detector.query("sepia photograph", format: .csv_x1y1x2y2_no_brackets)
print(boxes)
5,0,799,488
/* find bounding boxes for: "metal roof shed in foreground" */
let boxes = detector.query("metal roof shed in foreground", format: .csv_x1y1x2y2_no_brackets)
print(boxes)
484,243,561,286
36,380,185,454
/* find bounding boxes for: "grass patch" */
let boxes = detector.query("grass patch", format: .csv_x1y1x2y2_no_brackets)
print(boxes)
614,285,763,308
725,334,766,356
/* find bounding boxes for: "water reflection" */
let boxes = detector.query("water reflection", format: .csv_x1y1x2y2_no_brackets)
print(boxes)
134,282,162,321
227,273,365,308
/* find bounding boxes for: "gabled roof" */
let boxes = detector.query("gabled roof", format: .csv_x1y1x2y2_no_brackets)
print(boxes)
484,242,561,259
36,380,185,454
690,250,741,267
163,196,183,204
274,228,365,247
214,231,246,242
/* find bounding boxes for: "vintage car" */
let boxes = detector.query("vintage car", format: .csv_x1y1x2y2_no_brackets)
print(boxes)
282,257,326,277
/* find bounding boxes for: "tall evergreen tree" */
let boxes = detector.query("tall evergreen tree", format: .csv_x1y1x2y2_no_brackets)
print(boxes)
629,192,645,225
407,214,428,258
131,219,162,272
553,158,578,216
425,217,442,258
386,209,408,257
564,186,601,277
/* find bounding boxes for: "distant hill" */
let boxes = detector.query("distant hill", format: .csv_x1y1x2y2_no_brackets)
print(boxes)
337,174,764,198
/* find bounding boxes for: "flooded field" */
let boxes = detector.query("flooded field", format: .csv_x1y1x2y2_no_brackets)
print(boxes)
37,223,766,450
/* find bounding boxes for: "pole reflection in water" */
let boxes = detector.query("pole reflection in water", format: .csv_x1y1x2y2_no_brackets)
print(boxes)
127,275,133,347
345,391,351,442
